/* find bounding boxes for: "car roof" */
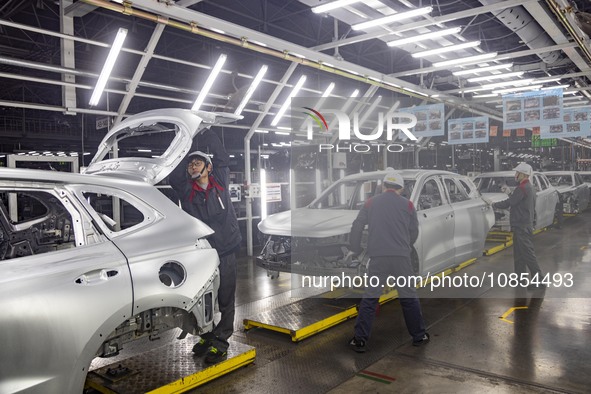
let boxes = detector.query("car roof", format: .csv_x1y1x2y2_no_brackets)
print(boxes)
476,171,545,178
543,171,575,175
339,169,460,182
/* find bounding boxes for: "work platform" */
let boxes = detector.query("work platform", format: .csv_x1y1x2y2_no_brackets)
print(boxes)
243,258,477,342
85,338,255,393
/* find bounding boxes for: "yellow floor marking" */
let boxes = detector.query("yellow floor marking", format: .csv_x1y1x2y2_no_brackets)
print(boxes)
499,306,528,324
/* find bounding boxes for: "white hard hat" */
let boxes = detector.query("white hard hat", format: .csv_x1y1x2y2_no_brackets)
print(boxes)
513,162,533,177
383,170,404,189
187,150,213,167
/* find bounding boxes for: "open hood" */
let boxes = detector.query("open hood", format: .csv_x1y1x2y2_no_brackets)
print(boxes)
258,208,359,238
84,108,241,185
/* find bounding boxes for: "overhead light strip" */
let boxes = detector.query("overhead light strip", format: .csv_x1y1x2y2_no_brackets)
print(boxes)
412,41,480,58
312,0,363,14
270,75,307,126
192,53,227,111
387,27,461,47
452,63,513,76
352,7,433,31
467,71,524,83
493,84,543,95
89,27,127,106
234,64,268,115
434,52,498,68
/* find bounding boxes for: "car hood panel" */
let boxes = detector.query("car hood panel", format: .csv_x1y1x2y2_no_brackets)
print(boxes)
258,208,358,237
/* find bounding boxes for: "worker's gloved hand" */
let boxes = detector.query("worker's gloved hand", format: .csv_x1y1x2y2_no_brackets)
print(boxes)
342,249,360,267
481,196,493,206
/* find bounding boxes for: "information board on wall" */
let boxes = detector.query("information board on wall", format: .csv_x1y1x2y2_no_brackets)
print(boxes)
540,106,591,138
447,116,489,145
503,89,563,129
398,103,445,137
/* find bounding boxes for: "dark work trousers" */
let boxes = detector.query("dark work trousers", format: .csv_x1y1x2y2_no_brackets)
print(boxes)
209,252,236,352
354,255,427,343
512,226,542,279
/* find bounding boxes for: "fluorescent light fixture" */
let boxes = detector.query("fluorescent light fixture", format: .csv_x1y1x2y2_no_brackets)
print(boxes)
229,154,235,158
350,89,360,97
467,71,524,83
434,52,497,68
312,0,363,14
541,84,570,90
493,84,543,95
270,75,307,126
275,131,291,135
480,79,533,90
412,41,480,58
260,168,267,220
255,129,269,133
472,93,499,98
138,149,152,153
322,82,335,98
537,77,562,83
277,126,291,130
89,28,127,106
387,27,461,47
452,63,513,76
192,54,227,111
234,65,268,115
83,152,91,156
352,7,433,30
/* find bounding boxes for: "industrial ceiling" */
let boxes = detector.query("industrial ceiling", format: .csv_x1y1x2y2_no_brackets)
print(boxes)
1,0,591,161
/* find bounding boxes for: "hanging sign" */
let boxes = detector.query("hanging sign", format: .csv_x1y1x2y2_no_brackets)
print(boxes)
447,116,489,145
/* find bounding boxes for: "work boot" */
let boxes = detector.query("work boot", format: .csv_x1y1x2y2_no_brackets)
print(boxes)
204,345,228,364
192,337,212,356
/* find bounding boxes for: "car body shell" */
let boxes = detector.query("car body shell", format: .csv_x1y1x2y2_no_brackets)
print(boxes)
474,171,559,231
543,171,590,213
257,169,501,277
0,109,237,393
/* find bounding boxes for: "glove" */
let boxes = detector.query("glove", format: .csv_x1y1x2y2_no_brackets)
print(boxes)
481,196,493,206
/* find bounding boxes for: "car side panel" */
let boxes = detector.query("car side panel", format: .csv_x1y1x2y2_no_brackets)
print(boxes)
0,242,131,394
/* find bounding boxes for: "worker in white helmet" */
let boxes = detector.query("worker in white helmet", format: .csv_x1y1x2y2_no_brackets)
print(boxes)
348,170,429,352
494,162,545,290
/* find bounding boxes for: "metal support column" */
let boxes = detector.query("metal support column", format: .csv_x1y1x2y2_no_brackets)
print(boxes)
60,0,77,114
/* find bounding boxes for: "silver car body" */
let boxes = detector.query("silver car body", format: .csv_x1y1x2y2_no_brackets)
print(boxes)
0,108,239,393
575,171,591,191
258,170,500,277
474,171,559,231
544,171,590,213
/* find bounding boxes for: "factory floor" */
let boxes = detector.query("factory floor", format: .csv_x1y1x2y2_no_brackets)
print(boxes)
194,211,591,393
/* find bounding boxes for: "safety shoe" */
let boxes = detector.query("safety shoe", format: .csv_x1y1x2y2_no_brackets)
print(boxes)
412,333,430,347
192,337,212,356
204,346,228,364
348,337,366,353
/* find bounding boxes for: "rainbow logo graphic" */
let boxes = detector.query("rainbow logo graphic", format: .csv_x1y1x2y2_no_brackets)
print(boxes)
302,107,329,130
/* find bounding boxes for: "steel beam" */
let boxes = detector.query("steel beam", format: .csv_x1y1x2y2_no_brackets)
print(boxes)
60,0,77,115
311,0,539,51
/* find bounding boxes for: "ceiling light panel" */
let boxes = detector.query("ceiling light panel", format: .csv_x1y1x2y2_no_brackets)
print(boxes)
387,27,461,47
352,6,432,31
411,41,480,58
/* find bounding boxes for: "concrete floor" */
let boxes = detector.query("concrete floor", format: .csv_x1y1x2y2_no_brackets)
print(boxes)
192,211,591,393
91,212,591,393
